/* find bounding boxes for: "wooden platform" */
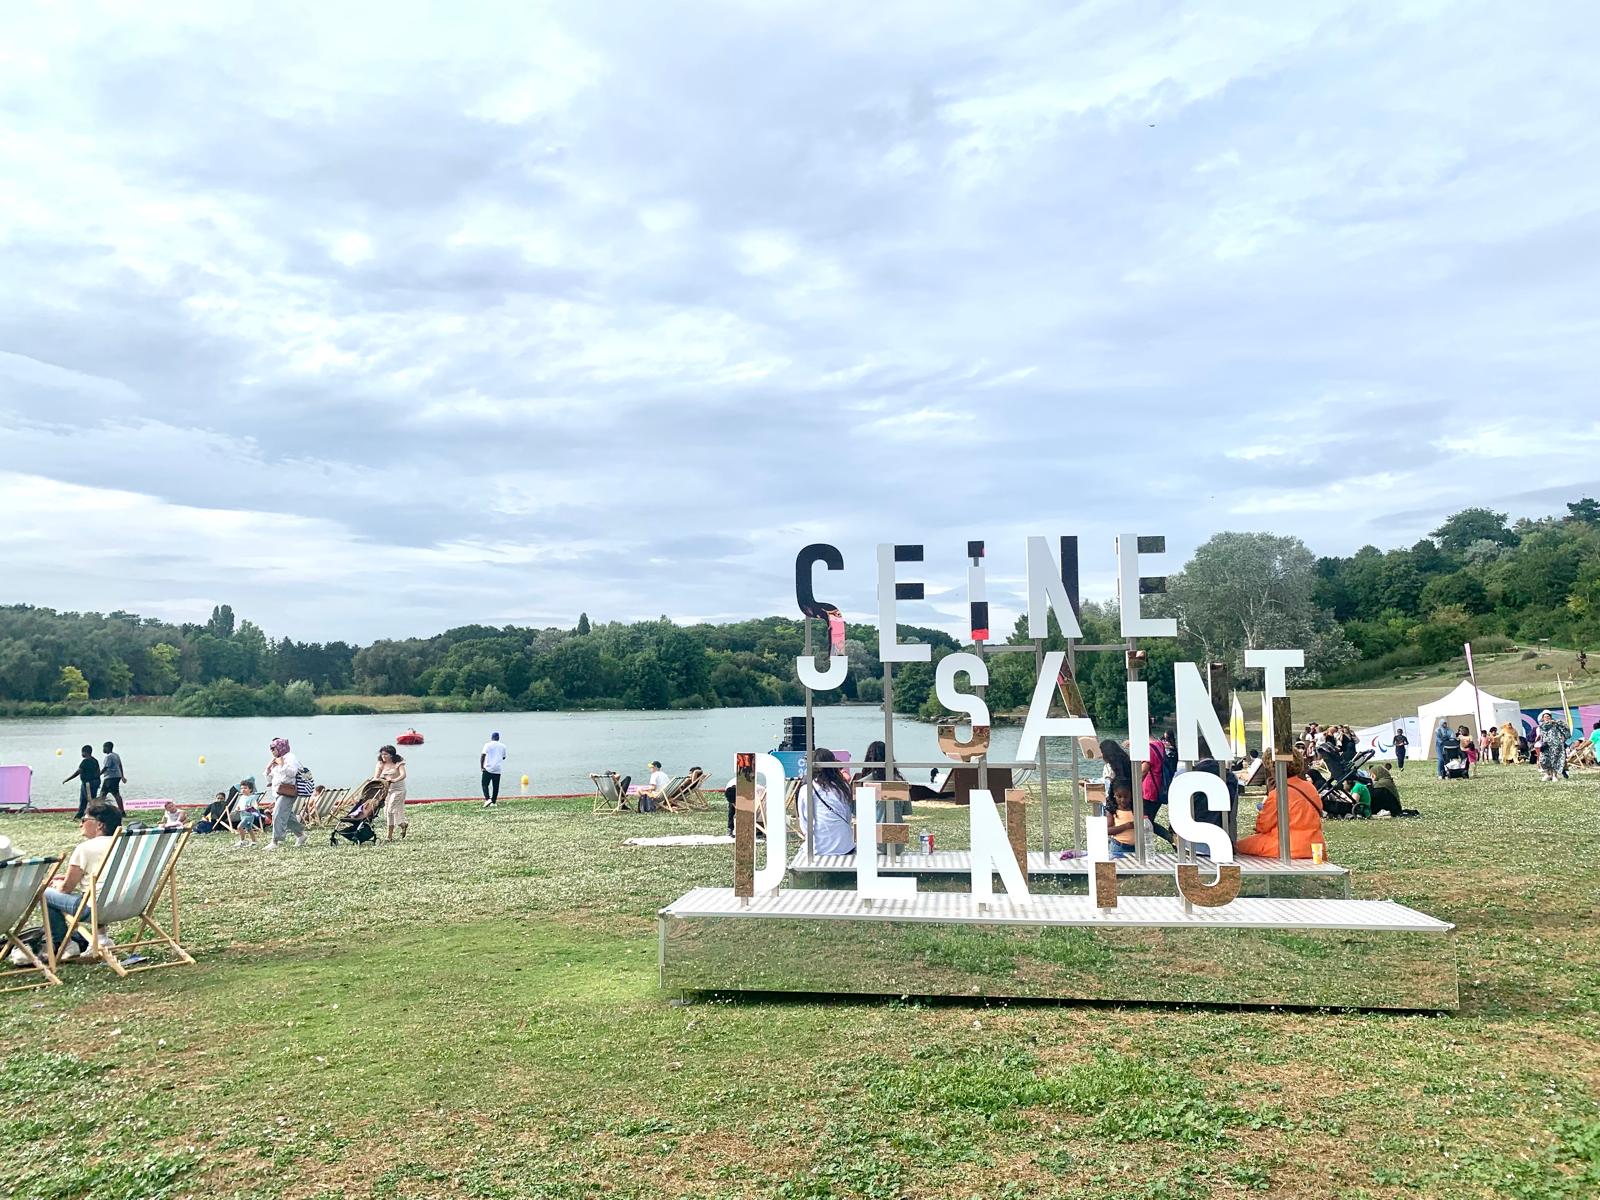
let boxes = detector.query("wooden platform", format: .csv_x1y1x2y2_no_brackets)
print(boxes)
662,887,1445,932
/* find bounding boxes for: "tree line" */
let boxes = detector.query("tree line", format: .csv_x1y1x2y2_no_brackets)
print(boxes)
3,498,1595,719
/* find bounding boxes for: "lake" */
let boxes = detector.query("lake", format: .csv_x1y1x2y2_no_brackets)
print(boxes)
0,707,1066,807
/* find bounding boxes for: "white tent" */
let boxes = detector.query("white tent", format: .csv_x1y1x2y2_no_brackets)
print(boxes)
1416,680,1521,755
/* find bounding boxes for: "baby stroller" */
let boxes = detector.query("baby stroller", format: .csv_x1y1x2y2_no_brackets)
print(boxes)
1441,751,1470,780
330,780,385,846
1310,747,1374,818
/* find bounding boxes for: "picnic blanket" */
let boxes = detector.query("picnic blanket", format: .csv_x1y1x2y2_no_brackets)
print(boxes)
623,835,735,847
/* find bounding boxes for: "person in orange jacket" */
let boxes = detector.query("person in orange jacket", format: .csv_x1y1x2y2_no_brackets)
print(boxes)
1236,751,1328,860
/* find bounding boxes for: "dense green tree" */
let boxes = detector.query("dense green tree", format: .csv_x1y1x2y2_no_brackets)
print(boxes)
1432,507,1515,554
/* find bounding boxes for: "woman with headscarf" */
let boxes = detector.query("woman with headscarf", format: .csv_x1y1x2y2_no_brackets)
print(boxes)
265,737,307,849
1536,711,1570,782
1500,722,1520,766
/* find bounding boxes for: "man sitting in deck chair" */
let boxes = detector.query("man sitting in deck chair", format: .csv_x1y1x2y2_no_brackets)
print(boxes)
47,810,194,975
590,772,632,815
637,761,671,813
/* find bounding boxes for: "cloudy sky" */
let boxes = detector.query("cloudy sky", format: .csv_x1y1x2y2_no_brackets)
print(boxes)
2,1,1598,644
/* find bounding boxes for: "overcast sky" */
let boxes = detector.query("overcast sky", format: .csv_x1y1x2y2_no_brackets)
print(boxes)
2,1,1598,644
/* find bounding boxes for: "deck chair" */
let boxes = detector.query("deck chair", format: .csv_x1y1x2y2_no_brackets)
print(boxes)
680,768,710,811
56,828,194,978
590,772,630,815
304,786,348,827
0,854,64,992
660,768,709,813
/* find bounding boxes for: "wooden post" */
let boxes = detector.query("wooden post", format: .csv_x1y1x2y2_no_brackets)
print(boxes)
1272,696,1294,864
878,783,911,855
733,752,756,899
1005,788,1029,874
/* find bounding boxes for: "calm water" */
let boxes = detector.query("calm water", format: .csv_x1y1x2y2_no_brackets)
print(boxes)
0,707,1059,807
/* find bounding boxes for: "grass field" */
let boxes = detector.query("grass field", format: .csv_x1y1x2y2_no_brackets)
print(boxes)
1,765,1597,1199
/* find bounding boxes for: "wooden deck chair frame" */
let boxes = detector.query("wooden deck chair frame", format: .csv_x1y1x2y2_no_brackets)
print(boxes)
675,768,709,812
0,854,64,992
56,828,195,978
657,774,692,813
303,786,348,827
590,771,629,815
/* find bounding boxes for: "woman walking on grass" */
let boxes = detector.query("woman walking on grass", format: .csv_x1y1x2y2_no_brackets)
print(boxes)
376,745,409,841
1536,711,1570,782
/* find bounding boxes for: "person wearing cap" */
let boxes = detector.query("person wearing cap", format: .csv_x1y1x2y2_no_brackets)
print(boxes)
265,737,307,849
480,732,507,808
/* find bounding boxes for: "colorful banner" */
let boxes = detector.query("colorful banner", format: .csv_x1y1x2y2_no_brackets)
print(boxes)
1520,705,1600,741
1354,717,1421,761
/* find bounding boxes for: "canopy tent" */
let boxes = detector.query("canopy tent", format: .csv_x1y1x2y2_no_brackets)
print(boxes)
1417,680,1521,755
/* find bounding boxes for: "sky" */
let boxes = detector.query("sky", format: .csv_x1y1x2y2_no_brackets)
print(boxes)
2,0,1598,645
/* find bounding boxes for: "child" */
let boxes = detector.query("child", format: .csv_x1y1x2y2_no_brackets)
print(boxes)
1106,786,1137,858
229,782,264,850
159,800,186,830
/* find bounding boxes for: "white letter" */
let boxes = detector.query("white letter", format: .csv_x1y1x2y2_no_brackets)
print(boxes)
854,783,917,901
935,652,991,727
1117,534,1177,638
1173,662,1232,761
1016,651,1096,760
796,654,847,691
1168,770,1235,863
1126,681,1151,759
1026,536,1083,639
969,788,1030,907
877,543,931,663
1245,649,1304,749
753,753,788,895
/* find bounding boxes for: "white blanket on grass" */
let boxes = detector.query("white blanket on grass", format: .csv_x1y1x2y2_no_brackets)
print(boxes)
623,834,735,847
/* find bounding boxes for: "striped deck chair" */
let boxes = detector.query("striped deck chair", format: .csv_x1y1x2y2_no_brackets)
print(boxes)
661,768,709,813
56,828,194,977
302,786,349,827
590,772,629,815
0,854,64,992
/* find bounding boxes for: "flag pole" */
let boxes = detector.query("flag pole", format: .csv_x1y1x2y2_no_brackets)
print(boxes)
1464,641,1487,738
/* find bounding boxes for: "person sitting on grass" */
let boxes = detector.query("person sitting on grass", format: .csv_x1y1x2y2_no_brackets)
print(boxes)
798,748,855,856
42,802,121,961
229,782,264,850
1236,751,1327,860
159,801,186,830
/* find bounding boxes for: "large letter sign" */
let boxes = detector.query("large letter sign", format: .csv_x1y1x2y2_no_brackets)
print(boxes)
795,544,848,690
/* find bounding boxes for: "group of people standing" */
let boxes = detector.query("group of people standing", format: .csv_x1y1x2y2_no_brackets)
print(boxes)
62,741,126,817
1431,713,1572,782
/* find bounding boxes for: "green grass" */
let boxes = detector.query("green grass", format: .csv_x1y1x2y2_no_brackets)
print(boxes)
1,765,1598,1199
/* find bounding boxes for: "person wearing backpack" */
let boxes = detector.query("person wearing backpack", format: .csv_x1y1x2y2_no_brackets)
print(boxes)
265,737,307,850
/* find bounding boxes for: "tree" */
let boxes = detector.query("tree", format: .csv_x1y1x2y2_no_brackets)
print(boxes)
1431,508,1514,554
146,642,182,695
58,665,90,703
206,604,236,640
1419,572,1490,615
1566,497,1600,525
576,612,591,636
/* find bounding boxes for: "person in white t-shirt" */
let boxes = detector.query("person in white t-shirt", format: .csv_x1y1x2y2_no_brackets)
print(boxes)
43,803,121,959
265,737,307,849
481,732,507,808
638,761,671,812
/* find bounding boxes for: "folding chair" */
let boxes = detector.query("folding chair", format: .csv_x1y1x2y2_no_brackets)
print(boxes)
0,854,64,992
590,772,630,815
674,768,710,812
657,775,691,813
56,828,195,977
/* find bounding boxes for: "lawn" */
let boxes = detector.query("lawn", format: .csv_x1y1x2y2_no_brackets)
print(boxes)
1,765,1597,1200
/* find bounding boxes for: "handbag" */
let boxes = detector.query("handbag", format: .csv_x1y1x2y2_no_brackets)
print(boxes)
276,781,297,797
